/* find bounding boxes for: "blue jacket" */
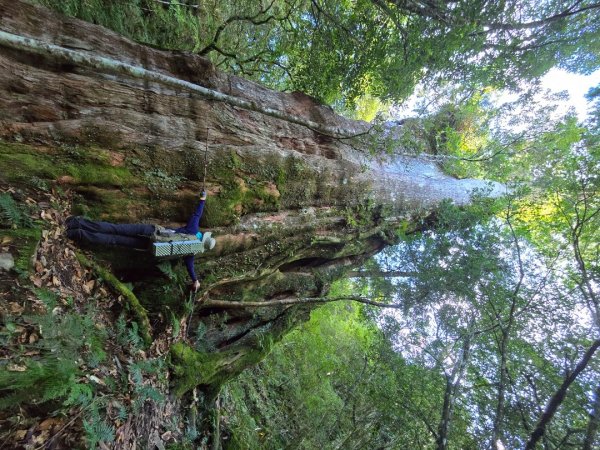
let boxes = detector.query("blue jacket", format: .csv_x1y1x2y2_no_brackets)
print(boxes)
170,198,205,281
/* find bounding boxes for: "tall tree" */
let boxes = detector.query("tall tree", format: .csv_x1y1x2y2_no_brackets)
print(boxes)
0,1,503,445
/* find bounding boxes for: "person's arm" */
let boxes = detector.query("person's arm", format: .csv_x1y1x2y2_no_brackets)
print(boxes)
184,191,206,234
184,255,200,292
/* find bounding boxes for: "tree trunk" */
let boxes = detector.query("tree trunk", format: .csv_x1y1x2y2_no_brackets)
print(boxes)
526,339,600,449
582,384,600,450
0,0,501,401
436,334,472,450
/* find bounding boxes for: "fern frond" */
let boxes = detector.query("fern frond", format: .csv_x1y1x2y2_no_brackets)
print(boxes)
0,193,32,228
84,417,115,448
0,358,79,410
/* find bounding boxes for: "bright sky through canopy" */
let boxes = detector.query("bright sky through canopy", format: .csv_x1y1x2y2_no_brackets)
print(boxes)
541,68,600,120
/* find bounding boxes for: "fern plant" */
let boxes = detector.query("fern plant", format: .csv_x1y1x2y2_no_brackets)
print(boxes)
83,411,115,448
0,293,110,411
0,358,80,409
0,193,33,228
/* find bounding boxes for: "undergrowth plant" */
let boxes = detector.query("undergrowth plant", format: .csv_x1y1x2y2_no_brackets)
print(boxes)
0,291,107,409
0,358,80,409
1,282,177,447
0,192,33,228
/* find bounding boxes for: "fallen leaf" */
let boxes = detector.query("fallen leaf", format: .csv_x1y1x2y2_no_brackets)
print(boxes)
42,230,49,239
39,418,62,431
14,430,27,440
1,236,13,245
8,302,24,314
32,276,43,288
86,280,95,292
7,364,27,372
29,333,39,344
33,429,49,444
52,276,61,287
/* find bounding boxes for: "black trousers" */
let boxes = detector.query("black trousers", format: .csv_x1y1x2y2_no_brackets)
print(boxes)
66,216,154,250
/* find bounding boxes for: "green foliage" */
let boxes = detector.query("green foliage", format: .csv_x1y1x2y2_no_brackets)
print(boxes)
64,382,94,407
194,321,214,353
0,358,80,409
83,412,115,449
8,3,600,449
0,193,33,228
34,0,201,51
129,358,167,412
33,288,59,309
221,282,447,449
0,293,109,412
0,227,42,274
115,314,145,352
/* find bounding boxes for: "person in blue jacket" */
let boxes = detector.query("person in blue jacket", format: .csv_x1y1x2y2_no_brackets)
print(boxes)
66,191,213,292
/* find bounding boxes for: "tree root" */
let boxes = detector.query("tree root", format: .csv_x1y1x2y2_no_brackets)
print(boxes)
75,251,153,346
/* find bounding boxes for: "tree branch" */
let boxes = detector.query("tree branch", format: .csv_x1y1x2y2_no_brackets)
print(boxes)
198,0,287,56
200,295,403,309
150,0,199,8
346,269,415,278
484,1,600,32
525,338,600,449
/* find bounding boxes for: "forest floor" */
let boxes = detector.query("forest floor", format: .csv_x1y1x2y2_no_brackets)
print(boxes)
0,185,192,449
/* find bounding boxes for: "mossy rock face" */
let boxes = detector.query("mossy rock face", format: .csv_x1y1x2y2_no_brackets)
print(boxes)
0,140,319,229
0,142,137,187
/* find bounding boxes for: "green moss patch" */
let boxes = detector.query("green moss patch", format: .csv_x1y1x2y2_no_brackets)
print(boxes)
0,141,137,188
170,341,272,397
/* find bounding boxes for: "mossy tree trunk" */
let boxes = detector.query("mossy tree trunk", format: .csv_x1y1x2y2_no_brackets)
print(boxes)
0,0,501,396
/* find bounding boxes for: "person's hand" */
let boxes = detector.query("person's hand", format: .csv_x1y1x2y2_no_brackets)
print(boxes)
192,280,201,292
200,190,207,200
